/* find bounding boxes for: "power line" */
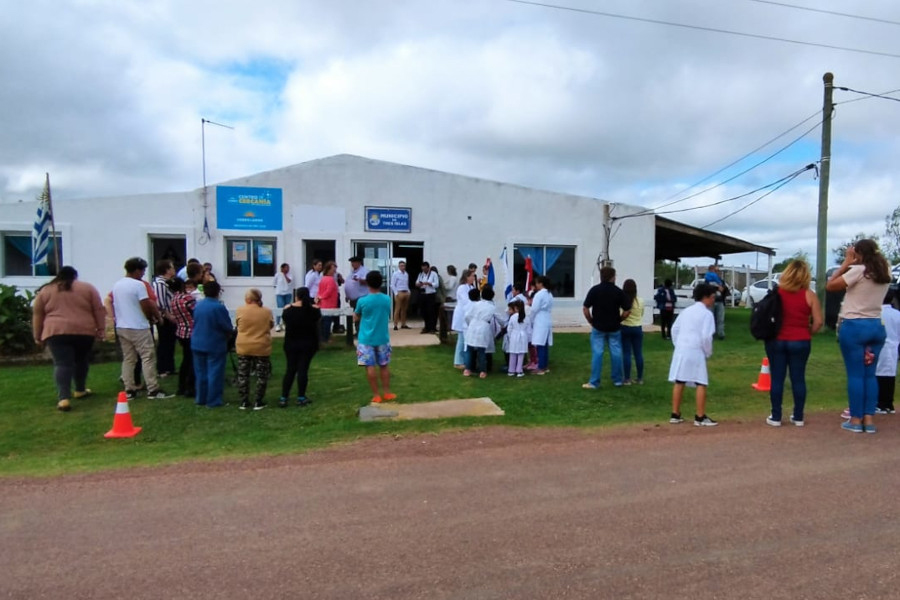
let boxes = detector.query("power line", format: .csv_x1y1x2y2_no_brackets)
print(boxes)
503,0,900,59
701,168,812,228
834,87,900,105
623,118,821,221
658,110,821,205
836,86,900,103
745,0,900,27
616,163,816,221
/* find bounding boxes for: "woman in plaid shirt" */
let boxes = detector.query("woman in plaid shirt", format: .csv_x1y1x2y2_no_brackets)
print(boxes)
169,278,196,397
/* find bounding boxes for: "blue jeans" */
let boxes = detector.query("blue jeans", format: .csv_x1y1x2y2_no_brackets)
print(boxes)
589,329,623,387
275,293,292,325
193,350,227,407
536,345,549,370
620,325,644,381
838,318,886,419
454,331,467,366
713,302,725,339
467,346,487,373
764,339,811,421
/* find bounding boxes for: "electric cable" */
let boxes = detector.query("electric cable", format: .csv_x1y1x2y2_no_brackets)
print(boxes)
617,163,816,221
835,87,900,106
745,0,900,27
836,86,900,103
700,167,810,228
660,109,821,202
503,0,900,59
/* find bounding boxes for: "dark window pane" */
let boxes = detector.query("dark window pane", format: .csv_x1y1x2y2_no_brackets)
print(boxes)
512,245,575,297
545,247,575,298
3,235,31,276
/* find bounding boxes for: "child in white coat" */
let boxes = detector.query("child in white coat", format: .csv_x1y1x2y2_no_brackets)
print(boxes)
505,300,531,377
464,286,496,378
668,283,718,427
876,289,900,414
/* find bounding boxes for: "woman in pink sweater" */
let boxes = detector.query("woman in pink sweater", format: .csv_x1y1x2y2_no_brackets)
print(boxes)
32,266,107,411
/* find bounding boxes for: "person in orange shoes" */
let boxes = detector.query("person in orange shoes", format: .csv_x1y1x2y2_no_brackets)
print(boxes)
354,270,395,404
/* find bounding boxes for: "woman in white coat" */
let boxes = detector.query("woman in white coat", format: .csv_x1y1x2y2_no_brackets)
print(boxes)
451,269,477,368
530,276,554,375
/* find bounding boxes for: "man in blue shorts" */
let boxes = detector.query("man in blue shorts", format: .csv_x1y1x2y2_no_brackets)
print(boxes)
354,270,395,404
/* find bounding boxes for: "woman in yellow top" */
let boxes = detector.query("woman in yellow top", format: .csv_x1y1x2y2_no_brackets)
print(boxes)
620,279,645,385
234,288,274,410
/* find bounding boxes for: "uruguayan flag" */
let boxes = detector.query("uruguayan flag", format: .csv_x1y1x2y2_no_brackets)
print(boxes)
33,174,53,266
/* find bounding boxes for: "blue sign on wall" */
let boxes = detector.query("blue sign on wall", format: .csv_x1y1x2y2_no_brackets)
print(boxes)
365,206,411,233
216,186,283,231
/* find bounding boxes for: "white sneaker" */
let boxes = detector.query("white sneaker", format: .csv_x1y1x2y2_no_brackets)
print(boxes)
694,415,718,427
766,416,781,427
275,324,283,332
790,415,805,427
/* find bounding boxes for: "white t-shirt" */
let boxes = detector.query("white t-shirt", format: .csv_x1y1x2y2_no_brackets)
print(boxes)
112,277,150,329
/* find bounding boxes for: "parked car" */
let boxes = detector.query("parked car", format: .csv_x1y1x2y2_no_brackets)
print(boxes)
743,273,817,308
742,278,778,307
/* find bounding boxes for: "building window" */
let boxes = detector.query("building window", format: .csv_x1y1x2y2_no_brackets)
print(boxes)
225,238,277,278
2,233,62,277
513,245,575,298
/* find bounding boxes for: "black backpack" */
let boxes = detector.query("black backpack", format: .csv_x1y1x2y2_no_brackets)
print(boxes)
750,286,783,340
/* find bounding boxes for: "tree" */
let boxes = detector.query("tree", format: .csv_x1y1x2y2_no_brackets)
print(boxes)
883,207,900,264
772,250,810,273
653,260,694,287
832,232,880,264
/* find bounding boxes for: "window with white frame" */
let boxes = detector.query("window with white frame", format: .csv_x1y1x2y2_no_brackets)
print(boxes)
2,232,62,277
513,244,575,298
225,238,277,278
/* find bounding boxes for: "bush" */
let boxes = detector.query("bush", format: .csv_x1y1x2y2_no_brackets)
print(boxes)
0,284,36,355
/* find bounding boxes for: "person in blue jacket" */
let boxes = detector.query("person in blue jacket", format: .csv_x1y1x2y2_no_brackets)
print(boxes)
190,281,234,408
654,279,677,340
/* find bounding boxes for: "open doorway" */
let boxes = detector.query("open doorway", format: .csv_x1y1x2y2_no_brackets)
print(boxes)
303,239,336,273
150,236,186,271
392,241,424,317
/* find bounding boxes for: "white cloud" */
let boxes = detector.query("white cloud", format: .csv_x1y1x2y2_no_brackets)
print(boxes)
2,0,900,266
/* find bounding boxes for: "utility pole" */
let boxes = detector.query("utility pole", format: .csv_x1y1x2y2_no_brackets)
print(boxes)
816,72,834,307
601,203,612,268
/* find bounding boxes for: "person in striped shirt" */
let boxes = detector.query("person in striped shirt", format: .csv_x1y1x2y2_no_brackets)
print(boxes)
152,259,178,378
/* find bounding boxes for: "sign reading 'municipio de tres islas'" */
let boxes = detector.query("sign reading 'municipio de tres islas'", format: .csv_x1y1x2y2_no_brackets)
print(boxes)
216,186,283,231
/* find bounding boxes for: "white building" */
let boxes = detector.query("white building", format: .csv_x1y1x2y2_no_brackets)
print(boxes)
2,155,659,324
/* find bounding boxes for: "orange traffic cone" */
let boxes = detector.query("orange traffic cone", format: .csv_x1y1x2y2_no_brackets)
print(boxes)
751,358,771,392
104,392,142,438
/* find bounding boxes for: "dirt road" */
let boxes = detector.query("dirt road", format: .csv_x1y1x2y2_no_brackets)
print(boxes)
2,418,899,599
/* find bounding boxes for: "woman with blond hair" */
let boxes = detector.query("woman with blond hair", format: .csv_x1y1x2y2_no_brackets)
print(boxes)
234,288,274,410
826,239,892,433
764,260,823,428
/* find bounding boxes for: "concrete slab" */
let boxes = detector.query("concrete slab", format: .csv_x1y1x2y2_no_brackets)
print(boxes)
357,405,399,422
364,397,504,421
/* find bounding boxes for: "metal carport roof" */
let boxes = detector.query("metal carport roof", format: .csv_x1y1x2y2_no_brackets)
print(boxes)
655,216,775,261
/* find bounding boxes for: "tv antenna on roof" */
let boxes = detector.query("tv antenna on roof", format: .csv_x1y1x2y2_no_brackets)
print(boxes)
199,117,234,245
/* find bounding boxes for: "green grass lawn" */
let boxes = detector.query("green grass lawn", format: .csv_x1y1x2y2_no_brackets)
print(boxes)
0,310,847,477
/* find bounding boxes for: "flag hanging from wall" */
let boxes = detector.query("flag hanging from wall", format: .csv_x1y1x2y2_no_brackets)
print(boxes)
33,173,53,267
499,246,513,301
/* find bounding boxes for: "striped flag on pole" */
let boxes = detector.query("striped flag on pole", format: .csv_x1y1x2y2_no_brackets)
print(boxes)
33,173,53,267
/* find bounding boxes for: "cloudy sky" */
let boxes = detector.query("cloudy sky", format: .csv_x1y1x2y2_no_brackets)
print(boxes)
3,0,900,269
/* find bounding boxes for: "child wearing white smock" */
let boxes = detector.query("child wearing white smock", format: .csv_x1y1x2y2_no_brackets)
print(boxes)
876,298,900,413
668,285,718,427
504,301,531,377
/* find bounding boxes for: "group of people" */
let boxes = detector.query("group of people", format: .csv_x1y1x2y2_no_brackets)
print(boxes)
30,240,899,432
449,266,554,379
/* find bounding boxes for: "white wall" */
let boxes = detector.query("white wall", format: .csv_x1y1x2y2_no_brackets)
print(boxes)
1,155,656,326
